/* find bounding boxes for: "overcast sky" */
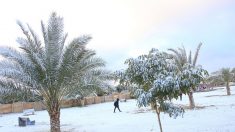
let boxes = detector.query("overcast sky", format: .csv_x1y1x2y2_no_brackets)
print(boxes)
0,0,234,73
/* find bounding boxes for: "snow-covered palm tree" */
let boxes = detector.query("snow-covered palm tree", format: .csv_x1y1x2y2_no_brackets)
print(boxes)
0,12,109,132
168,43,202,109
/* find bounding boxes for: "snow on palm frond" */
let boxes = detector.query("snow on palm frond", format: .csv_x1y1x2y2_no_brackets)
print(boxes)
0,77,28,103
0,46,32,67
66,68,113,98
0,76,38,103
0,47,27,63
59,36,91,70
17,21,44,55
57,38,96,88
16,21,47,83
0,77,19,90
0,60,26,80
26,24,42,49
85,69,113,90
91,69,114,80
193,42,202,66
79,57,106,72
188,51,192,64
41,21,48,46
168,48,183,71
0,60,39,89
178,46,187,64
45,13,67,70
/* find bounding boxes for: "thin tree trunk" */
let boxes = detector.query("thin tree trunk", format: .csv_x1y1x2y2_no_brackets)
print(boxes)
49,104,61,132
150,102,155,110
187,91,195,109
156,107,163,132
226,82,231,95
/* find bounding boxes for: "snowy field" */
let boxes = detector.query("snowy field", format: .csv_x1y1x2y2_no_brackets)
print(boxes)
0,86,235,132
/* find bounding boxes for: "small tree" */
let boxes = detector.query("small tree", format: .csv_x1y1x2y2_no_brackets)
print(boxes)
116,49,207,132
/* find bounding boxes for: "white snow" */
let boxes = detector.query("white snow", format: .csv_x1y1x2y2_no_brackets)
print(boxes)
0,86,235,132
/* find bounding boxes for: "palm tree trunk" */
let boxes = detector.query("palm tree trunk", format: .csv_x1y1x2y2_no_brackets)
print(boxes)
49,104,61,132
226,82,231,95
187,91,195,109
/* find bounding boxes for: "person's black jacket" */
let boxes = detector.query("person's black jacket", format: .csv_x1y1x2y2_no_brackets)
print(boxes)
114,99,119,107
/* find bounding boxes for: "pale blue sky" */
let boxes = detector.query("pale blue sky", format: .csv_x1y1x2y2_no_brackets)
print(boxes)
0,0,234,73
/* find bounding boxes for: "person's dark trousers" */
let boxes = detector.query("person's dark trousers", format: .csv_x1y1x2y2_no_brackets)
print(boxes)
114,106,121,113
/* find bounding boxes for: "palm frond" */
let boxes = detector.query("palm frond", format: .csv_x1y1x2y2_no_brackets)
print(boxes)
168,48,180,57
78,57,106,73
178,46,187,64
193,42,202,66
26,24,42,51
41,21,48,49
0,47,34,75
188,51,192,64
58,35,93,84
0,60,40,89
0,77,20,90
17,21,41,53
45,12,65,71
16,21,47,83
66,69,112,98
221,68,231,82
168,48,184,70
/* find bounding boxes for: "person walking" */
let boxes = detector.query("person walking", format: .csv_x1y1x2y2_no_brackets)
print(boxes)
114,98,121,113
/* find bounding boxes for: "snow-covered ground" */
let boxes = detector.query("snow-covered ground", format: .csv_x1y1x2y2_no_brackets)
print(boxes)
0,86,235,132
